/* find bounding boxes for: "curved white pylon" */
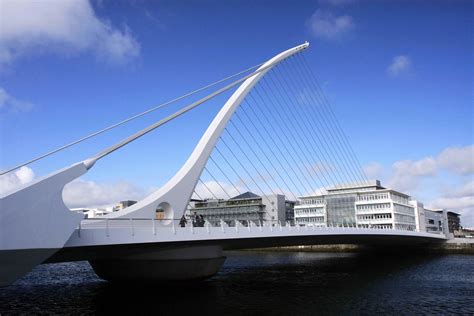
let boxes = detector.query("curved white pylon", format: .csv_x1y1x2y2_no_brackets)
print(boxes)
0,162,86,287
109,42,310,220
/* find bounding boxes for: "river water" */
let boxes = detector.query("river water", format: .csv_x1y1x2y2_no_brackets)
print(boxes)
0,252,472,315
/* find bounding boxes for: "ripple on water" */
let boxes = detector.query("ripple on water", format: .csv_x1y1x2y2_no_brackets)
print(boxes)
0,252,473,315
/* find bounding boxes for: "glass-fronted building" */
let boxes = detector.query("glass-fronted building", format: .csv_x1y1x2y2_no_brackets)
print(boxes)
295,180,417,231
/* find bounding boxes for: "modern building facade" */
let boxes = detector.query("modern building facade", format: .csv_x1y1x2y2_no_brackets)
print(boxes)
409,202,461,236
295,180,417,231
285,200,296,225
423,209,445,234
437,210,461,233
294,197,326,227
410,200,427,232
189,192,295,226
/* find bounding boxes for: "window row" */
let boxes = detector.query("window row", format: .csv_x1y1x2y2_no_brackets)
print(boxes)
393,204,415,216
296,217,325,222
394,224,416,231
357,213,392,221
295,207,325,215
394,213,416,224
358,224,393,229
356,203,391,211
391,194,410,205
357,193,390,201
300,198,325,205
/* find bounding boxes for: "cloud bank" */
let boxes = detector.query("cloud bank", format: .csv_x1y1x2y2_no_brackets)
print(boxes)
387,145,474,192
0,0,140,69
63,179,148,209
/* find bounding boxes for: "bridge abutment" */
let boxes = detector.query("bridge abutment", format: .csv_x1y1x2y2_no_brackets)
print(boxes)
89,245,225,283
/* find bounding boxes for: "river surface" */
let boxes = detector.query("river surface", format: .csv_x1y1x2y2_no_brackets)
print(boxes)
0,252,473,315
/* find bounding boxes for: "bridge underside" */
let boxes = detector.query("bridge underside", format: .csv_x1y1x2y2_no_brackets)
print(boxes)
48,233,444,264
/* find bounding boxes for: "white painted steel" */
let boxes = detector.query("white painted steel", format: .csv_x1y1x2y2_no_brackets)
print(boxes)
65,221,446,249
105,42,309,221
0,162,86,250
0,162,86,286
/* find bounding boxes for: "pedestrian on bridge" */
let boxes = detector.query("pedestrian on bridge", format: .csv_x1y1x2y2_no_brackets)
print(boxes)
192,212,198,227
198,215,205,227
179,215,187,228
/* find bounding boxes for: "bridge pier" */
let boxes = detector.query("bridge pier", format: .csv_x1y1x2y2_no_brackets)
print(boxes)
89,245,225,283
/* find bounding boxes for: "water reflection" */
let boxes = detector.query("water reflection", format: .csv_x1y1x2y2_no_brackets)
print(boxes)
1,252,473,315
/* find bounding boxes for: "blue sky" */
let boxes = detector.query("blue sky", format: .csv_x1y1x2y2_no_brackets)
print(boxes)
1,0,473,225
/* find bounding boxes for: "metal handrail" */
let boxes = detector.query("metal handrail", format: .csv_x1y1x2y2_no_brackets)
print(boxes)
76,217,429,240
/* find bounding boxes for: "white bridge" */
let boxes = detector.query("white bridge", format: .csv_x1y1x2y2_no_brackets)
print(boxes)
0,42,446,287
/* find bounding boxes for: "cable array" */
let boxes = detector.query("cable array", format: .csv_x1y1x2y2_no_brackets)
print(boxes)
191,53,368,220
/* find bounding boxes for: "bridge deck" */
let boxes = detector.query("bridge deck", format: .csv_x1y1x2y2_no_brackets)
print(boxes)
48,220,447,263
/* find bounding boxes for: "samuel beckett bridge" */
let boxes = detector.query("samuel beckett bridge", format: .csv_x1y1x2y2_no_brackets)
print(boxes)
0,43,446,287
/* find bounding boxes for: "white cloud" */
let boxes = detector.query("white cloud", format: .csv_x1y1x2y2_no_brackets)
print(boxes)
388,157,437,191
387,55,412,76
384,146,473,193
306,9,354,40
0,166,149,207
447,180,474,198
433,181,474,226
193,180,243,200
0,166,35,196
0,87,33,113
437,145,474,175
363,162,384,180
0,0,140,69
63,179,147,209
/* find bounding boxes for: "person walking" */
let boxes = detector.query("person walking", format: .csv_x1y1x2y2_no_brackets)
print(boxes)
198,215,205,227
179,215,187,228
192,212,198,227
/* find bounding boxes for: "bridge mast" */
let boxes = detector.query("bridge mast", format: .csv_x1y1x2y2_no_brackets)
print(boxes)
109,42,309,220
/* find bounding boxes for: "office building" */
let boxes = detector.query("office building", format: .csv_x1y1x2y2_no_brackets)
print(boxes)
189,192,294,226
295,180,417,231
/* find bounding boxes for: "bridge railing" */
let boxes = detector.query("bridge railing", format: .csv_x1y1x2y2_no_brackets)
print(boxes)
76,218,427,238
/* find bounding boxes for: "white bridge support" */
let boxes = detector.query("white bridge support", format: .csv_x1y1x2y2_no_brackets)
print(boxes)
0,163,86,287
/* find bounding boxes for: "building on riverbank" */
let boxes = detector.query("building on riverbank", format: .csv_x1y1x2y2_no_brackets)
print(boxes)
294,180,464,235
436,210,461,233
188,192,295,226
295,180,417,230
